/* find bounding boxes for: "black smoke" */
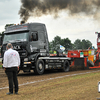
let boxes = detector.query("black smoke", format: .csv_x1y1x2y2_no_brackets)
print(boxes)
19,0,100,22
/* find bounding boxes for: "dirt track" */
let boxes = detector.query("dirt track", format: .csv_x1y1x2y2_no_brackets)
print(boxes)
0,69,100,100
0,68,99,89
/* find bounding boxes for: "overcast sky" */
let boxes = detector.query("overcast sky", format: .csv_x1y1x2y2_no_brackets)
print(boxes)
0,0,100,48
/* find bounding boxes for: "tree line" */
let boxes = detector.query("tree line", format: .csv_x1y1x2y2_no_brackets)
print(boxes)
49,36,93,54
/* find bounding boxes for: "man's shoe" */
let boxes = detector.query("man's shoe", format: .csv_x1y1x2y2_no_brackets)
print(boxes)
15,92,18,94
6,92,13,95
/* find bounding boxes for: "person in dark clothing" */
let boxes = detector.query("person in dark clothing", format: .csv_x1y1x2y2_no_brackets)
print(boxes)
3,43,20,95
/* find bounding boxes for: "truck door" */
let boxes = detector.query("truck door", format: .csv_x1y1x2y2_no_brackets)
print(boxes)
30,31,46,53
39,32,46,49
30,31,39,53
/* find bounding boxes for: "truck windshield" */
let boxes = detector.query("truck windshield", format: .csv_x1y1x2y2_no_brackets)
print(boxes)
3,32,29,44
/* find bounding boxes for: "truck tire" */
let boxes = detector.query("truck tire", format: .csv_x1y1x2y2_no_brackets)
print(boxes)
34,59,44,75
62,60,69,72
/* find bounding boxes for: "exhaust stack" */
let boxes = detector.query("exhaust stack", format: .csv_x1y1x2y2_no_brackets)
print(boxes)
20,21,25,24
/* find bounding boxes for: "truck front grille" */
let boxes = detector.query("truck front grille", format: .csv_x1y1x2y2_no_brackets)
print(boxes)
18,50,27,57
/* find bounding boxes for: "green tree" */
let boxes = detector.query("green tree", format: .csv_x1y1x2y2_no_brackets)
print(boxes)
49,36,72,52
51,36,61,51
73,39,82,49
49,42,53,53
5,24,14,29
60,38,72,51
73,39,92,50
82,39,92,49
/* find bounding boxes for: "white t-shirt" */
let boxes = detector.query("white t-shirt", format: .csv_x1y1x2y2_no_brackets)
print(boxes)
3,48,20,68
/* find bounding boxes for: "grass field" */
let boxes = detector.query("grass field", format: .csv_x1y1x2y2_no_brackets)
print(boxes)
0,70,100,100
0,65,2,67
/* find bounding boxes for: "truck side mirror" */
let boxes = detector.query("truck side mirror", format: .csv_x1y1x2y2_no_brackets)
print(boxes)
0,36,2,45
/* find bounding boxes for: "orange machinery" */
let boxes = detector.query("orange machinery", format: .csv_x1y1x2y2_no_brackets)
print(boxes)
90,32,100,69
68,49,94,69
68,32,100,69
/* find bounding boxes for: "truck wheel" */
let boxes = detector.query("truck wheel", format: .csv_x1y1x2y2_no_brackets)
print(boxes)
62,60,69,72
35,59,44,75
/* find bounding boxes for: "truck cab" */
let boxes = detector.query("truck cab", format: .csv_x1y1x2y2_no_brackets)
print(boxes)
1,22,70,75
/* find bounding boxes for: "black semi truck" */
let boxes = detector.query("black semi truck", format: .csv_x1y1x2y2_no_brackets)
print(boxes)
1,22,71,74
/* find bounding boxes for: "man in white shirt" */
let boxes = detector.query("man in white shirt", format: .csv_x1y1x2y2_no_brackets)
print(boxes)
3,43,20,95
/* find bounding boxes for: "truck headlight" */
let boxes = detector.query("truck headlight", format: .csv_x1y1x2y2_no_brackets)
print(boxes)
24,58,28,61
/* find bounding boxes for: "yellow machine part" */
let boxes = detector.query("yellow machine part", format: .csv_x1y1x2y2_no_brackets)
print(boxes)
88,55,94,62
82,50,94,62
